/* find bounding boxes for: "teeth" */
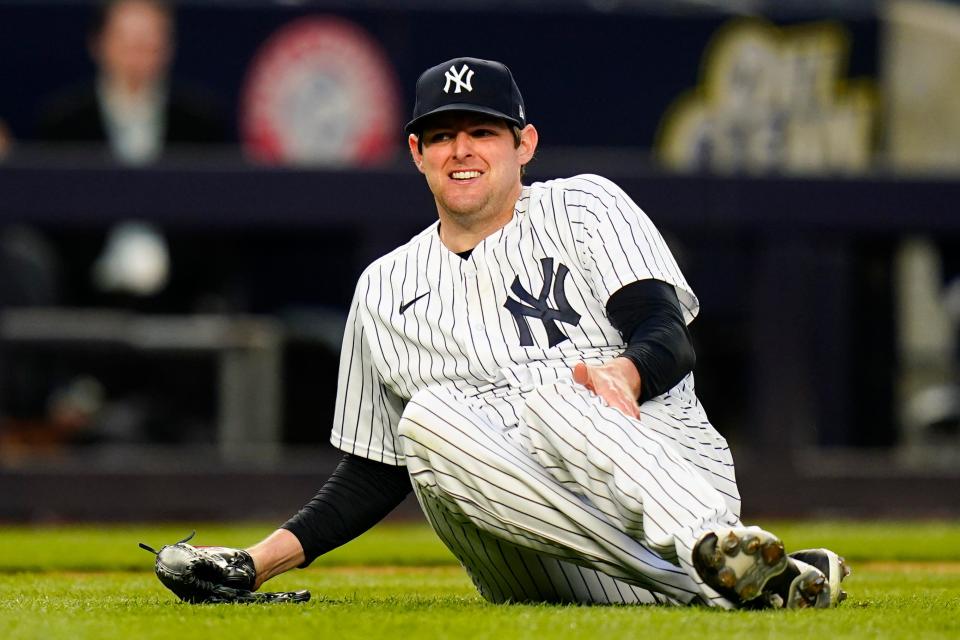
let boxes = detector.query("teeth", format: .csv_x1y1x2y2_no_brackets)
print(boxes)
451,171,481,180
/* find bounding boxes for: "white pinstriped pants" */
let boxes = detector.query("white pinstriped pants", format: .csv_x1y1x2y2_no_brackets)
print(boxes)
397,380,743,606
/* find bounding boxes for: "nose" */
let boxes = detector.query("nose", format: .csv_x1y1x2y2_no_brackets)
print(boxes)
451,131,473,159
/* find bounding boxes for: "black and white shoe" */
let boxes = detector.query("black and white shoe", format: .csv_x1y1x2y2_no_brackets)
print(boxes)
787,548,852,607
693,527,789,606
754,548,852,609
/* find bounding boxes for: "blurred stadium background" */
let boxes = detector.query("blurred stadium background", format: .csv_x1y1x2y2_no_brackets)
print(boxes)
1,0,959,524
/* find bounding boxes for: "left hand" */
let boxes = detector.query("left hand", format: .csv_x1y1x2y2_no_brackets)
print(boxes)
572,358,642,420
140,532,310,604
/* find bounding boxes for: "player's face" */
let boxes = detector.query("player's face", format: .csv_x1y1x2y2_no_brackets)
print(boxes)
94,0,173,91
409,114,537,229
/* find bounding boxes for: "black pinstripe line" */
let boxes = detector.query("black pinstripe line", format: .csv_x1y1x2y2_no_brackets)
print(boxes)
631,412,740,490
493,538,539,601
403,244,430,391
334,292,362,450
453,254,498,383
477,252,516,367
607,569,628,603
409,468,596,554
456,520,513,602
461,243,501,370
431,241,472,396
404,419,609,537
416,470,632,593
364,270,402,395
580,391,729,510
640,406,737,466
404,430,690,589
564,202,632,296
460,514,523,600
524,440,644,522
432,502,508,602
535,553,576,601
417,237,444,388
620,408,740,500
384,260,414,398
563,185,646,289
575,176,670,283
526,396,696,528
473,527,526,602
556,192,616,315
402,400,694,589
574,396,721,515
529,197,602,350
580,563,610,602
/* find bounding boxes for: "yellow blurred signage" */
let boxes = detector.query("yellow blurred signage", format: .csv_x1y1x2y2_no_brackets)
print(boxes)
657,19,876,174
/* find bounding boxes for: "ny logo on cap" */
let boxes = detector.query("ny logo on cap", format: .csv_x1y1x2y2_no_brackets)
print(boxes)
443,64,474,94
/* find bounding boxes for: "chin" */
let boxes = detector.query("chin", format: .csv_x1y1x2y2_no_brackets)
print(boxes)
440,197,487,218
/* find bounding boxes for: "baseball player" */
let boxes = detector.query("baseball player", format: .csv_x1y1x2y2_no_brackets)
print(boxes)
152,57,849,609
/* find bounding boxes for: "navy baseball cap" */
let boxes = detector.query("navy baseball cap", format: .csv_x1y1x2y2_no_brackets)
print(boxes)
404,57,526,135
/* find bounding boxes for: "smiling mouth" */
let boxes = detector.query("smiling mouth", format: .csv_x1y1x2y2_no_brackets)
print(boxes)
450,170,482,180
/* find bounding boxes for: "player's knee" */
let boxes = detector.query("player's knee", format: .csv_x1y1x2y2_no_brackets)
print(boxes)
397,388,453,454
522,381,572,427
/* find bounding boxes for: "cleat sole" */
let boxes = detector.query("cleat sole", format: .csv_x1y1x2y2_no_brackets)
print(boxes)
693,528,789,608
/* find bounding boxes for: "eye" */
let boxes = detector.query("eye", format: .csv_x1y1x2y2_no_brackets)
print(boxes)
427,131,453,143
471,128,497,138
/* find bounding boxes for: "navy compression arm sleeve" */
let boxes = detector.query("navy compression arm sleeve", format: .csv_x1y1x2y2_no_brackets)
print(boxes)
606,279,696,402
281,453,412,566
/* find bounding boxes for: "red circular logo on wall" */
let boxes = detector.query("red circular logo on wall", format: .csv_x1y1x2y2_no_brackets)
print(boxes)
241,17,401,166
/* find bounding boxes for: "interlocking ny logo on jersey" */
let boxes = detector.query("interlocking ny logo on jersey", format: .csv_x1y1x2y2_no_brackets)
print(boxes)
504,258,581,347
443,64,474,94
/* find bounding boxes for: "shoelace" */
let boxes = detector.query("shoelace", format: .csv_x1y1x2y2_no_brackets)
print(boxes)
138,530,196,555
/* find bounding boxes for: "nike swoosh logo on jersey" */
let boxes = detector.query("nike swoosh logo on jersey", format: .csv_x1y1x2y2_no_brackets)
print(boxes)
399,292,430,314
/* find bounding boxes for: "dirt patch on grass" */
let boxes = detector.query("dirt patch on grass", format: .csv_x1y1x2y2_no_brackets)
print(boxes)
319,566,462,576
858,561,960,573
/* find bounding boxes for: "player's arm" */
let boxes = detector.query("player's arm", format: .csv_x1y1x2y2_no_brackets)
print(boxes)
246,453,411,588
574,279,695,417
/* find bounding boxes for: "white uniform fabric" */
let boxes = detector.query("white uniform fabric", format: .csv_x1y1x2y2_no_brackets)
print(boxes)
330,174,743,606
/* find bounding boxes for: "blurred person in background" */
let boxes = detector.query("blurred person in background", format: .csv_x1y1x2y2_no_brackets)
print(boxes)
3,0,232,452
34,0,231,311
0,118,11,159
37,0,226,163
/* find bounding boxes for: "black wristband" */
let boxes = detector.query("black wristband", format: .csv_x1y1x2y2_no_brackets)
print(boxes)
281,453,412,566
606,280,696,402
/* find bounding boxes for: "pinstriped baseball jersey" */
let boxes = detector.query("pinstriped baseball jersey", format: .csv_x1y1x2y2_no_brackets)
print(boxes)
330,173,700,464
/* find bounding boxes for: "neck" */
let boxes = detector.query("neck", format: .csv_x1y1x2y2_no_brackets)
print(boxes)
103,74,157,99
437,183,522,253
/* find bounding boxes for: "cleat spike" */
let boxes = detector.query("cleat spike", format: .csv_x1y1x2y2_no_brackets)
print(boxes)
721,532,740,554
761,541,785,566
718,566,737,588
743,536,760,554
838,589,848,603
740,584,759,600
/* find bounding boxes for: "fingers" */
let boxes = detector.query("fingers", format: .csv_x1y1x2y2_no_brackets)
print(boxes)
572,361,641,420
572,362,592,389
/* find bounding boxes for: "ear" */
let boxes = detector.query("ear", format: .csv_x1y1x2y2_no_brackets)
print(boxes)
408,133,424,173
517,124,539,165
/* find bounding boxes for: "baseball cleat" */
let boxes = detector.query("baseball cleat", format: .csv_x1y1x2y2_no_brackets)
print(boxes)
693,527,789,606
781,558,831,608
787,548,851,607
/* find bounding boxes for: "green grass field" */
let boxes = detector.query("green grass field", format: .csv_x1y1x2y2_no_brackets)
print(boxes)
1,520,959,639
